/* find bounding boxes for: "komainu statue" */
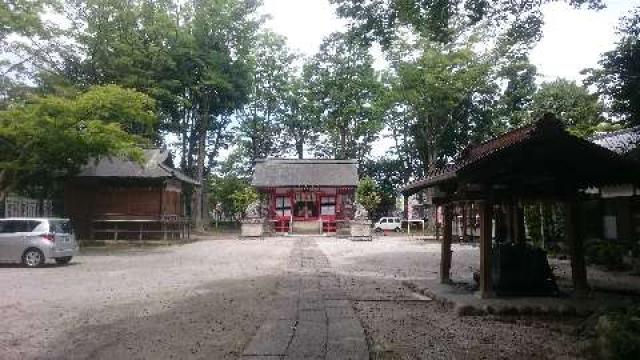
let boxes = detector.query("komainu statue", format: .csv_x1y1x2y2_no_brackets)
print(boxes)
244,200,261,219
353,202,369,221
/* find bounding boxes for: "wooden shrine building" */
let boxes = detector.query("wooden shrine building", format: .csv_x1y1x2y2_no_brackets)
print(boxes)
252,159,359,234
64,149,200,241
401,114,640,298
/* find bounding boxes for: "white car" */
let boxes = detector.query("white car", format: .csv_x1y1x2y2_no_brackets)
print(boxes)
0,218,78,267
374,217,402,232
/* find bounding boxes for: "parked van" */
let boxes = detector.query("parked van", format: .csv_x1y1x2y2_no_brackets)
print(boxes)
0,218,78,267
374,217,402,232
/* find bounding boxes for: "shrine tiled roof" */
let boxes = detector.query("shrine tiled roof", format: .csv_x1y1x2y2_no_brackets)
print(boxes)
77,148,200,185
400,114,634,196
252,159,359,188
400,118,549,195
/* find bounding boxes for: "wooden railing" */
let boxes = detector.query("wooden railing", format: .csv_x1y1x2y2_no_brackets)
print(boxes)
90,217,191,241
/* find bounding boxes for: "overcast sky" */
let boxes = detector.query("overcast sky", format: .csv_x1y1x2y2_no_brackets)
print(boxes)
261,0,640,83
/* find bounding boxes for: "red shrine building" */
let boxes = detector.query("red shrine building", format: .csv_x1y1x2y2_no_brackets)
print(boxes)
251,159,359,234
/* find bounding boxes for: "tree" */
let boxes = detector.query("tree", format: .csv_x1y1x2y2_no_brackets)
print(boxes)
394,41,496,170
0,0,59,41
529,78,605,137
236,31,297,166
169,0,261,229
305,33,384,164
230,186,258,219
63,0,262,228
208,175,252,221
1,0,65,103
377,71,424,182
330,0,604,47
363,158,404,218
585,7,640,126
0,85,155,197
496,58,538,129
356,176,381,217
280,75,320,159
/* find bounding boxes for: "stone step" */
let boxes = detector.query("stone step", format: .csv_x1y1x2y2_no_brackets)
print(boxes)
291,221,322,235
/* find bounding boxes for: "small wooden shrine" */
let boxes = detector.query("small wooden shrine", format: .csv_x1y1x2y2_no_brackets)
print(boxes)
251,159,359,234
401,114,640,298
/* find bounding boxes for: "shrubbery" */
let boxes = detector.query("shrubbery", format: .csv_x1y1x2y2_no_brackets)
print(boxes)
595,306,640,359
585,241,628,270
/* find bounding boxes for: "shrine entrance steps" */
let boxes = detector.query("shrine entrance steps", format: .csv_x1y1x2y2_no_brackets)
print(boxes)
291,220,323,235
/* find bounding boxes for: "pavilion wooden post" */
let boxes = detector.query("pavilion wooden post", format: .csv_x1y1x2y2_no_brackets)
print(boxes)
440,204,453,284
478,200,494,298
403,195,409,220
565,200,589,297
461,202,468,242
514,202,526,244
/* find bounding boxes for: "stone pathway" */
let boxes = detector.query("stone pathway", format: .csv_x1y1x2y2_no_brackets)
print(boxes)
242,238,369,360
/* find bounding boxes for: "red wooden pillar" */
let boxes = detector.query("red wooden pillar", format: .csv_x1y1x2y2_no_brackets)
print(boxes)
566,200,589,297
440,203,453,284
478,200,494,298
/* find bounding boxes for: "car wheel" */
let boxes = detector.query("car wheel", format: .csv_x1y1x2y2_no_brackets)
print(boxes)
23,249,45,267
55,257,72,265
374,227,383,233
394,227,402,232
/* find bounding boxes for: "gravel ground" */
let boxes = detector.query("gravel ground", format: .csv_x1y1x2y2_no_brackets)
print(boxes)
0,239,294,360
318,238,587,360
1,236,622,359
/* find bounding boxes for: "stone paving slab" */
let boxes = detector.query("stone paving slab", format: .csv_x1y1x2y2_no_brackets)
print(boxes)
325,340,369,360
299,309,327,322
328,318,366,341
287,321,327,359
242,320,295,356
242,238,369,359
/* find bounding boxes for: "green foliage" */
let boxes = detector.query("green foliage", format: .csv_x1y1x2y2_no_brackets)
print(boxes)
236,31,298,164
529,79,605,137
0,85,154,196
0,0,60,41
393,41,496,167
330,0,603,47
356,176,381,216
230,186,259,218
281,75,321,159
363,159,405,218
496,58,538,129
596,306,640,359
304,33,384,163
208,175,252,219
585,7,640,126
585,240,628,271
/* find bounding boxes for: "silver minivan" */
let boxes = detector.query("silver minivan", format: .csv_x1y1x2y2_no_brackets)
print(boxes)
0,218,78,267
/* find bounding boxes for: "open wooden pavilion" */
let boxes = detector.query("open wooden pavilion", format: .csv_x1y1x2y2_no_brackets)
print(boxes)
401,114,640,298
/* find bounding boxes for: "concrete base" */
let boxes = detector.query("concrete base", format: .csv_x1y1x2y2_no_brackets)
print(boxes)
241,221,265,237
404,279,630,317
350,221,372,240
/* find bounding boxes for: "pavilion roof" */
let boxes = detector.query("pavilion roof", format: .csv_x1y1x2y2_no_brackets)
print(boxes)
252,159,359,188
77,148,200,185
400,114,640,198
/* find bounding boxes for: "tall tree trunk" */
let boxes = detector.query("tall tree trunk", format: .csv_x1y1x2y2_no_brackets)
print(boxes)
296,137,304,159
339,125,347,159
180,110,189,170
193,98,209,231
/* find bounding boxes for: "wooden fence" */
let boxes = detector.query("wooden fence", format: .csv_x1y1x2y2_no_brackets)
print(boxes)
1,195,53,218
